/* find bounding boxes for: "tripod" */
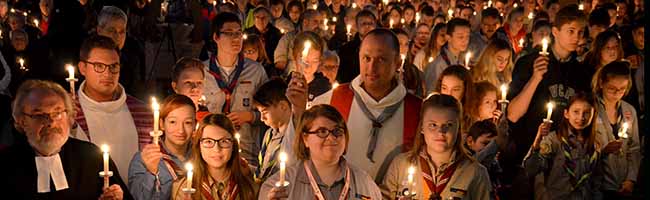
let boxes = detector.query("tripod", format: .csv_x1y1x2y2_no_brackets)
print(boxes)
147,23,178,85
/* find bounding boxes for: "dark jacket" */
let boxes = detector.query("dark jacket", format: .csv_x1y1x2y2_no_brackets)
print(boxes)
336,33,361,83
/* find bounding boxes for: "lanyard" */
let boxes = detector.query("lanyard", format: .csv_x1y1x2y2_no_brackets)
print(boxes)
208,55,245,113
304,162,351,200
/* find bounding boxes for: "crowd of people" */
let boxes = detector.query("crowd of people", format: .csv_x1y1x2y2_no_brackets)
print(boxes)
0,0,645,199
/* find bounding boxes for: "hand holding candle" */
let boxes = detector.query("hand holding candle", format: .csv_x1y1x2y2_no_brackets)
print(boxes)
65,64,77,97
346,24,352,41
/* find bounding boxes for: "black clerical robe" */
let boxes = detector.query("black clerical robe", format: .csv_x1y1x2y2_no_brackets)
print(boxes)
0,136,134,200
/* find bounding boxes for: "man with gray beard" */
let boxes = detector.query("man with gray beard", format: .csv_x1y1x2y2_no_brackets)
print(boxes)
0,80,132,200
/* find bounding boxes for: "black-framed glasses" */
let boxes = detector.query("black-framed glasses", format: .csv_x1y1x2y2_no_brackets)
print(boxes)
23,110,68,122
200,137,234,149
219,31,243,38
424,122,456,133
81,60,120,74
304,127,345,138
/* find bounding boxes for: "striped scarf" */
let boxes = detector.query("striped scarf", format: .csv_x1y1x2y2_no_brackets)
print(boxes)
419,151,459,200
560,136,599,191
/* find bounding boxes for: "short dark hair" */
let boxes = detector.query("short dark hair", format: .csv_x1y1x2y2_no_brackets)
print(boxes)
589,8,610,27
79,34,119,61
363,28,400,57
270,0,283,6
600,2,617,11
212,12,241,37
532,20,552,32
446,18,471,35
468,119,498,140
253,78,289,107
356,9,377,24
554,4,586,28
420,5,434,17
287,0,303,11
481,7,499,20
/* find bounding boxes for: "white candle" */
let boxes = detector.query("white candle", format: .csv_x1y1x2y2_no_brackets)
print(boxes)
101,144,110,188
619,122,629,138
352,3,357,8
488,0,492,7
513,3,518,8
18,58,25,68
518,38,524,47
152,97,161,144
546,102,554,120
464,52,472,68
415,13,420,24
33,19,39,27
407,166,415,184
541,38,549,54
500,84,508,101
66,64,75,79
579,3,584,10
389,19,394,28
279,152,288,185
243,34,248,40
185,163,193,189
332,17,337,22
528,12,534,20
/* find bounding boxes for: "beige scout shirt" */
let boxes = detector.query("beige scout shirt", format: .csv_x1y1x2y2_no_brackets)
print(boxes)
259,159,383,200
381,152,492,200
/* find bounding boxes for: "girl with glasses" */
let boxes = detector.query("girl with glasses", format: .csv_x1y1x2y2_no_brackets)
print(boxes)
260,105,382,200
590,61,640,198
171,114,257,199
380,94,491,200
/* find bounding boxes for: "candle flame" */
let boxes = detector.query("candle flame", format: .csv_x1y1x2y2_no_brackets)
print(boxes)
578,4,584,10
332,17,337,22
66,64,74,74
547,102,554,110
428,56,434,62
312,4,317,10
623,122,629,130
500,84,508,94
279,152,288,162
352,3,357,8
18,58,24,66
151,97,160,111
513,3,518,8
408,166,416,174
101,144,110,153
332,82,339,89
528,12,534,19
235,133,241,140
242,34,248,40
185,163,193,171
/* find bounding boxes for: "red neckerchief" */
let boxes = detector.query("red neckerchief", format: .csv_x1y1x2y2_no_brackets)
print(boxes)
419,152,460,199
159,146,184,180
208,55,245,113
503,23,527,53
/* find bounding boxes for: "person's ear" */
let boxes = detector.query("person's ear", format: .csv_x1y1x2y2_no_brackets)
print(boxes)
213,32,220,43
551,26,559,39
563,109,570,120
171,82,178,93
78,61,87,76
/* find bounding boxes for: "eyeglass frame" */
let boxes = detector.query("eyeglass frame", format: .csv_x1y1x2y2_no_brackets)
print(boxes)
199,137,235,149
303,127,346,139
81,60,121,74
22,110,69,122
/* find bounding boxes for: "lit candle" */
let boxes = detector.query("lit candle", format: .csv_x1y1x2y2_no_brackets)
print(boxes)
279,152,288,185
185,163,193,189
513,3,518,8
66,64,75,79
389,19,394,28
222,0,226,3
101,144,110,188
400,54,406,72
332,82,339,89
541,38,549,55
528,12,534,20
500,84,508,101
242,34,248,40
618,122,629,138
400,18,405,25
10,8,14,13
234,132,241,148
579,3,584,10
352,3,357,8
464,52,472,68
428,56,434,63
22,12,27,17
323,18,328,30
488,0,492,7
407,166,415,184
545,102,554,121
448,9,454,18
152,97,161,144
383,0,388,6
280,28,285,34
18,58,25,69
518,38,524,47
301,41,312,71
212,0,216,7
33,19,39,27
415,13,421,24
312,4,317,10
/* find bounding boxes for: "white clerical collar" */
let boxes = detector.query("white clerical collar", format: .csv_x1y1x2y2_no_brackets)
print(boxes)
35,154,69,193
78,81,127,113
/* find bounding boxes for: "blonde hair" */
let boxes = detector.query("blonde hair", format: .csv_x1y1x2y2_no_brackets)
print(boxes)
472,39,514,86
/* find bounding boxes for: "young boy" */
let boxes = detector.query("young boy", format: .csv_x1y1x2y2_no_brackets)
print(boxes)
424,18,472,94
252,78,305,183
505,5,592,196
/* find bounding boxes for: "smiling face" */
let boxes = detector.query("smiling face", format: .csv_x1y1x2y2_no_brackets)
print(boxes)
359,34,400,92
421,107,460,154
200,125,234,169
163,105,195,148
302,117,347,163
563,100,594,130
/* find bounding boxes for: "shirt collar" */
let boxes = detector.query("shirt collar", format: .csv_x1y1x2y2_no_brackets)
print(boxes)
297,159,348,187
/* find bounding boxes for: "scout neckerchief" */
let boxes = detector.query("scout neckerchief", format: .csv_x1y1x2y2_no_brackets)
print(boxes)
304,161,351,200
350,84,403,162
559,133,599,192
208,54,245,113
596,99,625,139
255,128,284,182
159,144,184,180
200,176,239,200
419,151,460,200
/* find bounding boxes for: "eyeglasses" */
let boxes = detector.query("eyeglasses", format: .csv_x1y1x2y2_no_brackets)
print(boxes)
424,122,456,133
243,49,257,55
304,127,346,138
81,60,120,74
220,31,243,38
23,110,68,122
200,137,234,149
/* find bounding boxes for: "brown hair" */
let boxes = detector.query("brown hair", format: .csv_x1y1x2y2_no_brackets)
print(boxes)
556,92,600,154
243,34,271,65
79,34,119,61
583,31,624,69
407,94,473,163
435,65,473,104
180,114,256,200
591,60,632,96
171,57,205,83
554,4,587,28
463,81,497,131
294,104,350,160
